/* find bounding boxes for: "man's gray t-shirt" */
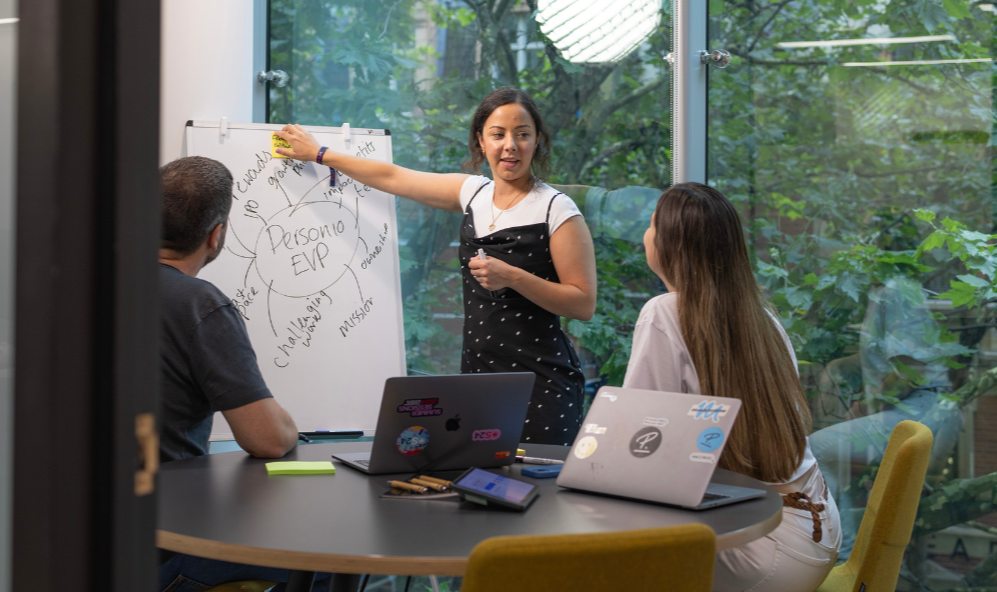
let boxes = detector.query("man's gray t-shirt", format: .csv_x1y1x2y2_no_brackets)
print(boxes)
159,263,273,462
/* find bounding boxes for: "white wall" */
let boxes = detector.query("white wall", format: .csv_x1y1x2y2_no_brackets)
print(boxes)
160,0,257,164
0,0,15,589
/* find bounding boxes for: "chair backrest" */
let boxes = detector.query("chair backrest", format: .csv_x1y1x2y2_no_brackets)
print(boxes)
460,523,716,592
841,420,933,592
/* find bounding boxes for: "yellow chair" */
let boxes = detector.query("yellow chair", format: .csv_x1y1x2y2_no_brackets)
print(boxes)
204,581,276,592
460,523,716,592
816,420,933,592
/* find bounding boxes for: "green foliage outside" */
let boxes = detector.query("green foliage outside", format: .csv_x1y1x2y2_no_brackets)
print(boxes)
270,0,995,587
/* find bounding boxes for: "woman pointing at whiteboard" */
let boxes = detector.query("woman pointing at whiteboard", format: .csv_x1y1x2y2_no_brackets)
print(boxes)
275,88,596,445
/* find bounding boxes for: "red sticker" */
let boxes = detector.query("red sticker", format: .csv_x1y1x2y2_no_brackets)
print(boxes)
495,451,511,459
472,429,502,442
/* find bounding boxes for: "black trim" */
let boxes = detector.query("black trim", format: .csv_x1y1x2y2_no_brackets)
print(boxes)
14,0,161,590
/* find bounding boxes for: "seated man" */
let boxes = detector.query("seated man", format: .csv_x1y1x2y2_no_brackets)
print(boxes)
156,156,328,592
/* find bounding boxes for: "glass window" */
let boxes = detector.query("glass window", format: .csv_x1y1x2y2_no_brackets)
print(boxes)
268,0,671,387
709,1,993,587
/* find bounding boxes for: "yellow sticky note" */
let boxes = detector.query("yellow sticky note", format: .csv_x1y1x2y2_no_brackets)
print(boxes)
265,461,336,475
271,133,291,159
517,448,526,456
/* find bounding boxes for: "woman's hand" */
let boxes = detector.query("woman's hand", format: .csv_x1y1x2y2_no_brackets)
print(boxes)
273,124,322,163
469,253,521,291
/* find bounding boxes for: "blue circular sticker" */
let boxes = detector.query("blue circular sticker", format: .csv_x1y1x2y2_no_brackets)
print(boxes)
697,427,725,452
397,426,430,456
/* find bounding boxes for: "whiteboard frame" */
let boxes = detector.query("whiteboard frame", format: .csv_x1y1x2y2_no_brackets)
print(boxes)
183,120,406,439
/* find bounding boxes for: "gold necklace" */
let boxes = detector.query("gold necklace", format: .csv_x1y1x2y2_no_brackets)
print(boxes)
489,184,531,231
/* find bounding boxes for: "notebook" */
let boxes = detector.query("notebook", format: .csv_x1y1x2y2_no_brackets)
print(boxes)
557,386,766,509
332,373,535,475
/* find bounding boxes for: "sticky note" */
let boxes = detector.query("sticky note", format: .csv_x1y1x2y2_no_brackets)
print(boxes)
265,461,336,475
271,133,291,159
517,448,526,456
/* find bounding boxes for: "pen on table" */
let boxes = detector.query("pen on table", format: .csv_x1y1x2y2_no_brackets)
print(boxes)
410,478,450,492
477,248,497,297
417,475,453,487
515,456,564,465
297,433,312,443
389,480,429,494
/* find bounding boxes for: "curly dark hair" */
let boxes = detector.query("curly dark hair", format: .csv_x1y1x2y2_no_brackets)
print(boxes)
462,88,552,185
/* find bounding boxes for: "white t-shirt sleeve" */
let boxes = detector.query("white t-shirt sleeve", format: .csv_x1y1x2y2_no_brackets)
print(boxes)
623,295,697,393
547,192,583,235
459,175,492,211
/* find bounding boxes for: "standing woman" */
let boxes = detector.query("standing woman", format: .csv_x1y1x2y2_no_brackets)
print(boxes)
275,88,597,445
626,183,840,592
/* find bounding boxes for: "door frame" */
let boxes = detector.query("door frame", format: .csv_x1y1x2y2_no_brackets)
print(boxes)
14,0,162,590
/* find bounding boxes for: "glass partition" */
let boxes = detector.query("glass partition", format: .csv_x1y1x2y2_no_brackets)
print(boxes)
268,0,671,388
708,1,994,587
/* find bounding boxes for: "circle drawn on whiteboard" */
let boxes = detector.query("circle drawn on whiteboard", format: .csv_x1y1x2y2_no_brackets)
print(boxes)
629,427,662,458
697,427,725,452
397,426,430,456
254,201,360,298
574,436,599,460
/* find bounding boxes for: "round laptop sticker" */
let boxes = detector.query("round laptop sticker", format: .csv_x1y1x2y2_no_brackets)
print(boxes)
397,426,430,456
697,427,725,452
574,436,599,459
629,427,662,458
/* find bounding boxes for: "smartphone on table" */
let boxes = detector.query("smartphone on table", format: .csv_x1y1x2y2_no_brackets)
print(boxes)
451,467,540,511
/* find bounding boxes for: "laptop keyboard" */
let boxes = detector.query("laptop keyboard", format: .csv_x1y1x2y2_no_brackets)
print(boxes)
701,492,730,502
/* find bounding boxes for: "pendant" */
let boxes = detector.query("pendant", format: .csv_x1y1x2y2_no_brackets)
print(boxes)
488,224,496,231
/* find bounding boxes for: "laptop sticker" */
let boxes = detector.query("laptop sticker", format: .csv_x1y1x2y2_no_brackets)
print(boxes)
495,450,512,459
397,426,430,455
397,398,443,417
643,417,668,427
630,427,662,458
472,429,501,441
574,436,599,459
697,427,725,452
584,423,607,434
690,453,716,463
688,401,731,423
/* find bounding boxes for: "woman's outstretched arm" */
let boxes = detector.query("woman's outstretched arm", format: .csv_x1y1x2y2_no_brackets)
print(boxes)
274,124,467,213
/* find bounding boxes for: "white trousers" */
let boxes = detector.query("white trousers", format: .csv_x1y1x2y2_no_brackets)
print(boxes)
713,466,841,592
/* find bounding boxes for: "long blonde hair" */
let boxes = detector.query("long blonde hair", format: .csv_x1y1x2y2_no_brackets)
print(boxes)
652,183,810,483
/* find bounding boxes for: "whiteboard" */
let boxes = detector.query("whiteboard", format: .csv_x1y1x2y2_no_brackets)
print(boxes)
184,121,406,439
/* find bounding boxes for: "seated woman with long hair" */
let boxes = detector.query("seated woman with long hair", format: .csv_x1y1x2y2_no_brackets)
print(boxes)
625,182,841,592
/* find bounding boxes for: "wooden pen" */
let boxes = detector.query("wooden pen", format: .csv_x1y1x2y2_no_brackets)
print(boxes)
417,475,452,487
389,480,429,494
411,478,450,492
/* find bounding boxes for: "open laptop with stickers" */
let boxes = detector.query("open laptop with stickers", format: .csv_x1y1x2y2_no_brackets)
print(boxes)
332,373,535,475
556,386,765,510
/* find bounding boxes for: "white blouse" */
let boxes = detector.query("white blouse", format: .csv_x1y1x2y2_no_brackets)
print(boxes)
459,175,582,238
623,292,816,485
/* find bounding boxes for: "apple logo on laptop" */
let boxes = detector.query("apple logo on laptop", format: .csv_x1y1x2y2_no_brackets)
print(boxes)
446,414,461,431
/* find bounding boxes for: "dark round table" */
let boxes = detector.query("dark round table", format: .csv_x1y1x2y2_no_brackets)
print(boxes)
158,442,782,591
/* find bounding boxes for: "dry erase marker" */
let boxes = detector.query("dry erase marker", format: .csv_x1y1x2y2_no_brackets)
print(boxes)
389,480,429,494
516,456,564,465
476,249,496,297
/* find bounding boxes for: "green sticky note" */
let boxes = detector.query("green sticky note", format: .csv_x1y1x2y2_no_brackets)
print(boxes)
265,461,336,475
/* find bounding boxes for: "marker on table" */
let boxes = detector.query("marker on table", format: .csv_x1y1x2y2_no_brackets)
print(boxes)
516,456,565,465
477,249,496,297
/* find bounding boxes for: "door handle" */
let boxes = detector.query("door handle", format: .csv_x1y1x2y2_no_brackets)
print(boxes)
135,413,159,496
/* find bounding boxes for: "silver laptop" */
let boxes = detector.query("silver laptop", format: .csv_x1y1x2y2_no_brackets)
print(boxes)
557,386,766,509
332,373,535,475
